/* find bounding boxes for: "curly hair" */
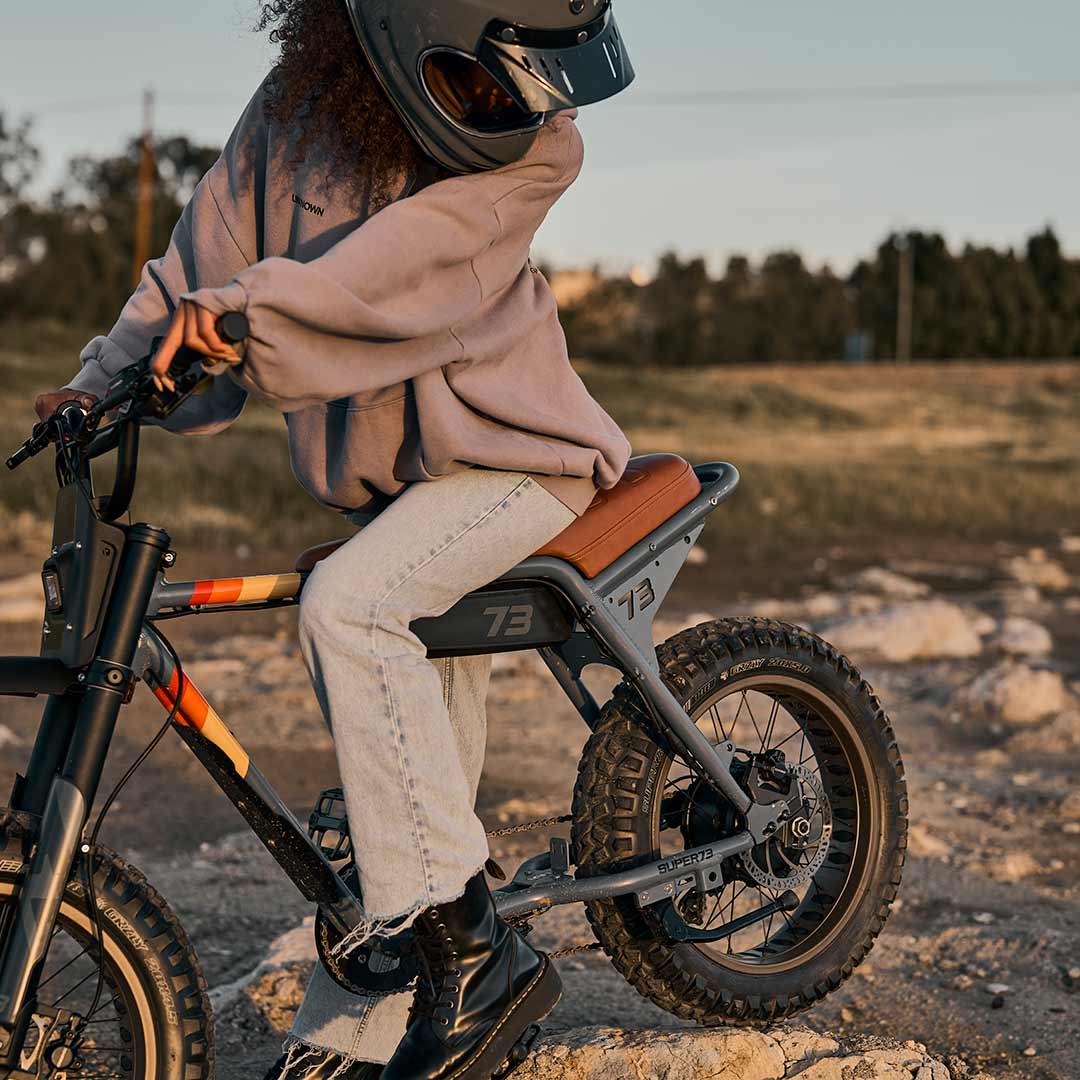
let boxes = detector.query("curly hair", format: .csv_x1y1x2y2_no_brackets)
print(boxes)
256,0,431,199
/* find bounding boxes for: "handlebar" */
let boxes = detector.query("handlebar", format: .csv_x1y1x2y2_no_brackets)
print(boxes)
6,312,250,474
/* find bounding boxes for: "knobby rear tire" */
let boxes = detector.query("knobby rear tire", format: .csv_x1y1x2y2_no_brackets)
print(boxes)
571,617,908,1026
0,810,214,1079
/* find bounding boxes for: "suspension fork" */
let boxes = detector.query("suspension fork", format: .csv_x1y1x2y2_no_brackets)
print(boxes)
0,524,170,1064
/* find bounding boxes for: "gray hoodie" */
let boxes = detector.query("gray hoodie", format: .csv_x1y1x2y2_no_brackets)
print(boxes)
68,82,629,518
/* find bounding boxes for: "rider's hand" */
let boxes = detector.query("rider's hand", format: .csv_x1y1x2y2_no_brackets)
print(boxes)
35,390,98,422
150,299,242,392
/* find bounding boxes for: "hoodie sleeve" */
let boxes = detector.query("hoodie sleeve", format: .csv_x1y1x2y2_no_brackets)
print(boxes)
184,114,584,413
66,85,269,434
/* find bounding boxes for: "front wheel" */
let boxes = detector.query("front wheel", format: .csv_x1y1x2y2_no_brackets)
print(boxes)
572,617,907,1026
0,810,214,1079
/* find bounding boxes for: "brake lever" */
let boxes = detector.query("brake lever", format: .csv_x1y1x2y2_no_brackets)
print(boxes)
6,402,89,471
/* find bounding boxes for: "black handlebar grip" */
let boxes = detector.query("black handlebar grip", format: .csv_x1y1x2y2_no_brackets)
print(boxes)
217,312,250,346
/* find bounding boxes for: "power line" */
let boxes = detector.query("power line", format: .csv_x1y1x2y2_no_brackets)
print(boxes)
621,79,1080,107
19,92,237,118
15,78,1080,119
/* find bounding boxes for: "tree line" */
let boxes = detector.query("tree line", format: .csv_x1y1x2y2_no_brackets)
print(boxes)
3,110,1079,361
559,230,1080,364
0,112,217,328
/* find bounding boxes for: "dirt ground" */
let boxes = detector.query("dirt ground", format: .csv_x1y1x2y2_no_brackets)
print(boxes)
1,531,1078,1079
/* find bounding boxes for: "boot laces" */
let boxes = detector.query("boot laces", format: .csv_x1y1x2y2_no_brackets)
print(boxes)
411,914,461,1026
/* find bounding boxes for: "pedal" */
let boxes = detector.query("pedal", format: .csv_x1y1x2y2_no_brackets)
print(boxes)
308,787,352,861
495,1025,542,1079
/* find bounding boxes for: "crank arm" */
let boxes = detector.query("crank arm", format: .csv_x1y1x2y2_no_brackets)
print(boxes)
660,888,800,944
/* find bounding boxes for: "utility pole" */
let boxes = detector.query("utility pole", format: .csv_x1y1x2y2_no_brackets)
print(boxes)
895,232,915,364
132,88,156,289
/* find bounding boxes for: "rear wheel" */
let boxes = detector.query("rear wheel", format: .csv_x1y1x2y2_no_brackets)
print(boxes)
572,618,907,1026
0,810,213,1079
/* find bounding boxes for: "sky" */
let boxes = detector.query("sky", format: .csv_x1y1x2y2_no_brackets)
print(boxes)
3,0,1080,273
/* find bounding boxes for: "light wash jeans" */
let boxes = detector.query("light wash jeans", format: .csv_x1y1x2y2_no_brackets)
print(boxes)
286,469,576,1068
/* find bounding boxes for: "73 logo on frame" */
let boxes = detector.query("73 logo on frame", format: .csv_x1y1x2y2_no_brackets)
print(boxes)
617,578,656,621
483,604,535,638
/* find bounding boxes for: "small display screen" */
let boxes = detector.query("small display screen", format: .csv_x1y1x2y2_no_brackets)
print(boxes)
42,570,63,613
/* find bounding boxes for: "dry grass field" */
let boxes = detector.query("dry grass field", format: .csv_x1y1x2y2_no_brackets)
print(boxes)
2,321,1077,572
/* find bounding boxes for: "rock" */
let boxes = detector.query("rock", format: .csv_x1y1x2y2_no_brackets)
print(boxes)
989,852,1041,883
1062,535,1080,554
514,1028,953,1080
209,917,316,1016
847,594,886,615
1004,550,1070,591
1058,790,1080,821
1002,708,1080,753
955,661,1072,727
819,600,982,663
991,616,1052,657
984,983,1012,995
907,823,952,859
802,593,845,618
0,573,43,624
888,559,989,584
685,545,708,566
969,611,998,637
246,964,310,1034
837,567,930,599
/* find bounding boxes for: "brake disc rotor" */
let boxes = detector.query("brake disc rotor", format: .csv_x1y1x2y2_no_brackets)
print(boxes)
740,764,833,891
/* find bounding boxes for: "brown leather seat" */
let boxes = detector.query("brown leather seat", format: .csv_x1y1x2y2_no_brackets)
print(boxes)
295,454,701,580
534,454,700,577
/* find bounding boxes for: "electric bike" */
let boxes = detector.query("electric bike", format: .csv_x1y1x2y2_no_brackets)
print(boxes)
0,318,907,1078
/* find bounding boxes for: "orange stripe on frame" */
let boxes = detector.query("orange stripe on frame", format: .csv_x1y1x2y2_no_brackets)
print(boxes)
190,574,301,607
153,671,250,778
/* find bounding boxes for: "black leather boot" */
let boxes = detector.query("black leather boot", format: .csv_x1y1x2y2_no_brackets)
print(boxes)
381,872,562,1080
262,1048,383,1079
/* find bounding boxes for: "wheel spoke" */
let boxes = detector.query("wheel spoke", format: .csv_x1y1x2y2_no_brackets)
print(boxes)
760,698,780,753
51,968,97,1008
743,693,764,747
38,945,92,992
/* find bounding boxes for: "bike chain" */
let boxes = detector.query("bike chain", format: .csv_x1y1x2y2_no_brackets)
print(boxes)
488,816,601,960
485,814,572,839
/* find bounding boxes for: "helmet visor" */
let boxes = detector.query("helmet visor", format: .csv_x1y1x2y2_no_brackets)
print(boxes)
479,7,635,114
421,51,540,134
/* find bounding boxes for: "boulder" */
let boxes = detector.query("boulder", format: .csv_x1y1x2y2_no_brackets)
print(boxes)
515,1028,953,1080
819,600,982,663
219,926,959,1080
955,661,1072,727
1004,549,1070,591
836,567,930,600
991,616,1052,657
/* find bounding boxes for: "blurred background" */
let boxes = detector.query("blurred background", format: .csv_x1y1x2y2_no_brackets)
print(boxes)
2,6,1080,1078
1,0,1079,568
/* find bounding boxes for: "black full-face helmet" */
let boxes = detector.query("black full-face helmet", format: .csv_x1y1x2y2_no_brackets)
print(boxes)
343,0,635,174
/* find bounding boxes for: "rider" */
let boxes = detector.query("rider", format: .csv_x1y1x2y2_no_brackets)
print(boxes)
35,2,634,1078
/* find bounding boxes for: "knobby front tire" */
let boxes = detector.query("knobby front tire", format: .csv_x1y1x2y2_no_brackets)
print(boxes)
0,810,213,1079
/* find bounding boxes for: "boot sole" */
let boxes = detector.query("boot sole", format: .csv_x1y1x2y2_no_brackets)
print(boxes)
446,957,563,1080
